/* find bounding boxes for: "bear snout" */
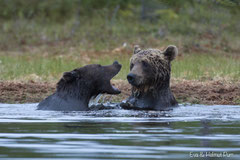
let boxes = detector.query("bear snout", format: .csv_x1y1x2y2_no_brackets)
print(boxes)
127,73,136,84
113,60,119,65
113,60,121,67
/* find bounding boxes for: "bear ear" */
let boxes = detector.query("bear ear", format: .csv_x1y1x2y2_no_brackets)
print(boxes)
163,45,178,61
133,45,141,54
62,71,78,82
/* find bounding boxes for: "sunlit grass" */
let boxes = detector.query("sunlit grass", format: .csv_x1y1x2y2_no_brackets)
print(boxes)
0,55,82,81
0,10,239,82
172,54,240,80
0,52,239,81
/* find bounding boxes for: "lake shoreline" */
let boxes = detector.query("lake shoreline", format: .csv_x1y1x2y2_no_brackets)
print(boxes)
0,79,239,105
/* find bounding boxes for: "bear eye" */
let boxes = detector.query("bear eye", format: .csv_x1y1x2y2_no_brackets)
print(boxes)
130,63,134,70
142,61,148,67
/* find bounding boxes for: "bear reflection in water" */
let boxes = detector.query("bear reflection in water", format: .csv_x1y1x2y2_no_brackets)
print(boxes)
37,61,122,111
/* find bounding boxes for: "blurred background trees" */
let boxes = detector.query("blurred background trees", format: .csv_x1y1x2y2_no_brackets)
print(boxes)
0,0,239,24
0,0,239,53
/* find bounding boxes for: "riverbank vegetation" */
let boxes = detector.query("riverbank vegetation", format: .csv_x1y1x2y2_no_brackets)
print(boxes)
0,0,239,104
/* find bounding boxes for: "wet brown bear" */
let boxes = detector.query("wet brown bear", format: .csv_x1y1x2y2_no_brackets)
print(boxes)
37,61,122,111
121,45,178,110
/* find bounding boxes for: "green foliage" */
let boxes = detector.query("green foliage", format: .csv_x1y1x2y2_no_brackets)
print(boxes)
0,0,139,22
0,0,239,22
0,52,239,81
0,0,239,82
155,9,178,21
0,55,82,80
172,54,240,80
0,0,77,22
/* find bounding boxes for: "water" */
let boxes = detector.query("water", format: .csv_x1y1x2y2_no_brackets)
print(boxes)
0,103,240,160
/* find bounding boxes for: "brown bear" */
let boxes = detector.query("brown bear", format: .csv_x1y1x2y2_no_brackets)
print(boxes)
121,45,178,111
37,61,122,111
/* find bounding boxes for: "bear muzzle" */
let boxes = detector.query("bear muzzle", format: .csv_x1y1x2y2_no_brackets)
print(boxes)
127,73,143,87
100,61,122,94
127,73,136,84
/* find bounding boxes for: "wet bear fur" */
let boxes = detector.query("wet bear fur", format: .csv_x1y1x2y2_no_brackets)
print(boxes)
122,45,178,111
37,61,121,111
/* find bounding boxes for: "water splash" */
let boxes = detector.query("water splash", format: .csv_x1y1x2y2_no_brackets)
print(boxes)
88,94,104,107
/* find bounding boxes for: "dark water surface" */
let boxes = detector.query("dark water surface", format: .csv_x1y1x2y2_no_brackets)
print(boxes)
0,103,240,160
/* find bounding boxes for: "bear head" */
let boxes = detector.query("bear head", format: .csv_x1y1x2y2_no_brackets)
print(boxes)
120,45,178,110
127,45,178,94
57,61,122,97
